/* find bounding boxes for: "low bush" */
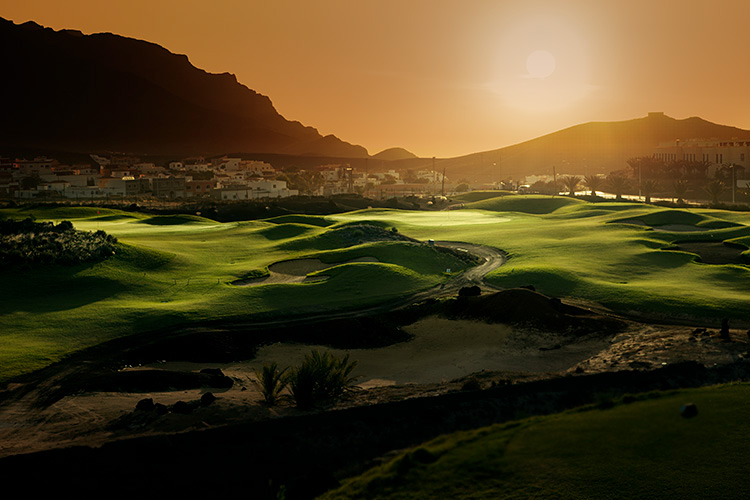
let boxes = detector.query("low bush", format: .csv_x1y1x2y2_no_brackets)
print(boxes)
0,218,118,268
253,361,288,406
286,350,360,409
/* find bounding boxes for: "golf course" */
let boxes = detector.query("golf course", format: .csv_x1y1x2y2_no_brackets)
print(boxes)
2,194,750,380
2,194,750,498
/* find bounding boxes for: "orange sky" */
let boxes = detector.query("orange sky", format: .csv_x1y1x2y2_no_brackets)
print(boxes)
2,0,749,158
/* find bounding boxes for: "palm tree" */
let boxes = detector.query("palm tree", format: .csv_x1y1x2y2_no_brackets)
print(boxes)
606,174,629,201
673,179,689,204
583,175,604,197
562,175,581,197
641,179,659,204
704,180,725,205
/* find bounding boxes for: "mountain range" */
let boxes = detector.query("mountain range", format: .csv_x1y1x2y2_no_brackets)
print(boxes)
0,17,367,158
2,17,749,181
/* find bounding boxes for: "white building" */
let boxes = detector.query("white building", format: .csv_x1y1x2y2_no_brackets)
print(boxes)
654,138,750,180
213,179,298,200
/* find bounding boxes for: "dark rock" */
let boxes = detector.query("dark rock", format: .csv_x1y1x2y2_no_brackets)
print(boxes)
154,403,169,415
574,366,585,374
460,378,481,392
458,285,481,297
201,392,217,406
172,401,192,414
135,398,155,412
720,318,730,341
200,368,225,377
208,375,234,389
680,403,698,418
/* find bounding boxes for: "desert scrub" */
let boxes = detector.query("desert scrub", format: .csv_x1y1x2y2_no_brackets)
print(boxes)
0,218,118,268
253,361,288,406
286,350,360,409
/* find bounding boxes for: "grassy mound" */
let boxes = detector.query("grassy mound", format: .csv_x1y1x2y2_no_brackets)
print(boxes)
256,223,321,241
280,224,416,251
611,209,742,230
451,191,514,203
464,195,585,214
136,214,216,225
322,383,750,499
263,214,335,227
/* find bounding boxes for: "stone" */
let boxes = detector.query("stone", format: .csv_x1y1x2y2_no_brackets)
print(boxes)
135,398,155,412
200,368,225,377
171,400,192,414
458,285,481,297
680,403,698,418
720,318,730,341
201,392,216,406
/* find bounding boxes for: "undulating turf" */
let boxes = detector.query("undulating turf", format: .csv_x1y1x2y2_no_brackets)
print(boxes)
0,207,467,380
3,196,750,380
321,383,750,499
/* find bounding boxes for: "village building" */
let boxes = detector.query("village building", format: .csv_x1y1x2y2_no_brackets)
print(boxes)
212,179,297,200
186,179,216,198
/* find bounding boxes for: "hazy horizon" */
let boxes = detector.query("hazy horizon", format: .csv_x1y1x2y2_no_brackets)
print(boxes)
2,0,749,158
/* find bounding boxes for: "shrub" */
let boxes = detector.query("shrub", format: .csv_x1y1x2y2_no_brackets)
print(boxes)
285,350,360,409
253,361,288,406
0,218,118,269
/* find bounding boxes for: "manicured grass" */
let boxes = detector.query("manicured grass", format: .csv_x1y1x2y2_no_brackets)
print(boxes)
3,198,750,380
322,383,750,499
328,199,750,324
0,207,466,380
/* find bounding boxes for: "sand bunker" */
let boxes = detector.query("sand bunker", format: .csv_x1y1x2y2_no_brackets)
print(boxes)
240,316,609,388
674,242,747,265
615,219,708,232
233,257,379,286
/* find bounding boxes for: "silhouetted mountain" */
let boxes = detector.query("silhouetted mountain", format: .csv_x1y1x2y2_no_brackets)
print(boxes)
391,113,750,182
373,147,418,161
0,18,368,158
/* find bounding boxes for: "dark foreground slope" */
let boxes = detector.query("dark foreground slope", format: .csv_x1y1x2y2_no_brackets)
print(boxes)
2,361,749,500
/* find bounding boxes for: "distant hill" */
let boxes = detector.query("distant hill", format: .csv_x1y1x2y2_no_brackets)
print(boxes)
390,113,750,182
372,147,418,161
0,18,368,158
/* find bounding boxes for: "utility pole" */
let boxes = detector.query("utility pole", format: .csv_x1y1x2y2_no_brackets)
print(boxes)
638,158,642,201
552,165,557,197
441,163,446,197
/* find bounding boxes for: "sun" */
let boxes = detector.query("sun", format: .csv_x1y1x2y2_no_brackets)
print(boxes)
526,50,556,78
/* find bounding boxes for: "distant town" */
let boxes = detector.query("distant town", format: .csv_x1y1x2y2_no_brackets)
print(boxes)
0,154,456,202
2,132,750,204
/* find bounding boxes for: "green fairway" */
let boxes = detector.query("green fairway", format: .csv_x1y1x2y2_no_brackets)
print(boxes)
2,197,750,380
0,206,467,380
321,383,750,499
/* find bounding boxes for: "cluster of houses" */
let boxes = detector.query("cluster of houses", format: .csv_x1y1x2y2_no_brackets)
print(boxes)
0,154,453,201
0,155,298,200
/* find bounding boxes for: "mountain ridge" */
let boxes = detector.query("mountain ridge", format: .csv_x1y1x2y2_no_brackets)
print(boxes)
388,113,750,181
0,17,368,158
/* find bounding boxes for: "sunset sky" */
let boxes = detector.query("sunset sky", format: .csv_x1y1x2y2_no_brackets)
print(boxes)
2,0,749,158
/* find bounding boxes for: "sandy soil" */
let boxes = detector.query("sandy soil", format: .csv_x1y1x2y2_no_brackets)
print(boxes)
1,314,748,459
675,242,746,265
232,257,379,286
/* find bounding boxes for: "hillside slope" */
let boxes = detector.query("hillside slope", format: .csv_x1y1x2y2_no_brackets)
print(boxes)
0,17,367,158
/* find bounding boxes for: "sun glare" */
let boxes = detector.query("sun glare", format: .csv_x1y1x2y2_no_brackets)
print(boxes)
526,50,556,78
